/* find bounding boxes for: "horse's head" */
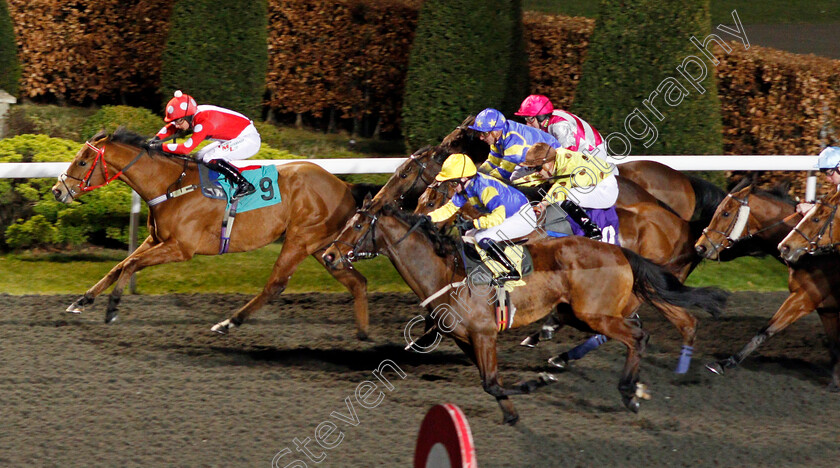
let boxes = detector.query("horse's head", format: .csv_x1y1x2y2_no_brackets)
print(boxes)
414,181,456,216
51,131,113,203
323,195,383,270
695,180,755,259
51,127,154,203
778,190,840,263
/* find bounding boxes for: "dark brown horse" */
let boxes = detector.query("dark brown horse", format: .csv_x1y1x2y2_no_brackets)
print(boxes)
695,181,840,390
779,189,840,263
50,128,372,338
322,204,727,423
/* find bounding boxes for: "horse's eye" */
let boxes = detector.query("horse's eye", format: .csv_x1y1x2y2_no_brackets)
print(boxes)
722,211,730,217
354,224,362,230
812,217,820,223
400,172,408,179
427,202,435,207
78,161,87,167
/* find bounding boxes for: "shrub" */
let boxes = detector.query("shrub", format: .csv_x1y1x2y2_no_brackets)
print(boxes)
6,104,95,141
402,0,526,149
81,105,162,141
0,134,148,251
161,0,268,119
0,0,20,96
573,0,723,156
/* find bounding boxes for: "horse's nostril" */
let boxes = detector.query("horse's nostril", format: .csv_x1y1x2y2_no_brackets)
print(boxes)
779,245,789,253
324,253,334,264
695,245,706,255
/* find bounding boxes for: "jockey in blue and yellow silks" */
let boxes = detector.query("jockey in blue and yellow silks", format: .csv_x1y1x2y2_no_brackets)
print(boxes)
470,108,562,182
428,153,536,283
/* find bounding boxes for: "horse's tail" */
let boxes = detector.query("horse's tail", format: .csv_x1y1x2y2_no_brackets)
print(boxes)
347,182,383,208
622,247,728,318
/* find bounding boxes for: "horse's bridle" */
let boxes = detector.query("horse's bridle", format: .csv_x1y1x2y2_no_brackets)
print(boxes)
330,207,427,266
58,141,147,199
702,192,799,255
398,152,437,203
787,201,839,254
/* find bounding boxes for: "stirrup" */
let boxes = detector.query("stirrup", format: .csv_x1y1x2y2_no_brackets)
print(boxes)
232,182,256,200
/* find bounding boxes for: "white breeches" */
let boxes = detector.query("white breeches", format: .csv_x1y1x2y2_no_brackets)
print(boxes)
470,204,538,244
564,173,619,209
197,124,261,163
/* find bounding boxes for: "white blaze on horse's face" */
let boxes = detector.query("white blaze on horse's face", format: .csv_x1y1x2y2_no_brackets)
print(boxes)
729,204,751,240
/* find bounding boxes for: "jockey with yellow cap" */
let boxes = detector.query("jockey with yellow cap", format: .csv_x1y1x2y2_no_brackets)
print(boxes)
427,153,537,283
470,108,563,182
516,143,619,240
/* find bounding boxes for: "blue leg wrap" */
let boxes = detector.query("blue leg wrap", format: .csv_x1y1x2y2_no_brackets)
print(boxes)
567,334,608,360
675,345,694,374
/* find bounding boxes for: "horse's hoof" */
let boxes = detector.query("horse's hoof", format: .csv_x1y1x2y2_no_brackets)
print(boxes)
547,353,570,370
356,331,369,341
502,413,519,426
827,382,840,393
104,313,118,324
623,396,640,413
705,361,727,376
211,319,236,334
538,372,558,385
66,303,84,314
519,334,540,348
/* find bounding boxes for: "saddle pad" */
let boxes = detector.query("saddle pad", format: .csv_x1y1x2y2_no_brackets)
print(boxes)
198,164,282,213
546,204,621,246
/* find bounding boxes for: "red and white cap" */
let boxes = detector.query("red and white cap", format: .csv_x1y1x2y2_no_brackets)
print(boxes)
164,90,198,122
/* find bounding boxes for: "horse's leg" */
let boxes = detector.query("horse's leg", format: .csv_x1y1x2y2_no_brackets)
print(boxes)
312,253,369,340
66,236,156,314
816,308,840,392
455,334,519,425
706,289,815,375
547,304,618,370
211,238,310,333
584,314,650,412
650,302,698,374
520,311,562,347
102,240,190,323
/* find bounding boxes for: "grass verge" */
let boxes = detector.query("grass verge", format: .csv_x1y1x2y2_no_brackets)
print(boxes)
1,246,788,295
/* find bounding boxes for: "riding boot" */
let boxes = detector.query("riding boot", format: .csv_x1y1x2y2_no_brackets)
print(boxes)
560,200,602,240
206,158,255,200
479,239,521,283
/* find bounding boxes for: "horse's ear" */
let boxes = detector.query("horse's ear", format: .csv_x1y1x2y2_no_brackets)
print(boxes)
362,192,372,208
460,115,475,128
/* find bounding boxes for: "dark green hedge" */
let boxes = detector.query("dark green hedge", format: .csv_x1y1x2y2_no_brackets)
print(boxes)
0,0,20,96
573,0,723,156
402,0,527,149
160,0,268,119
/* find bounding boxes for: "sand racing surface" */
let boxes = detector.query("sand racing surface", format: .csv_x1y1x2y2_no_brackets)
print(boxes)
0,291,837,467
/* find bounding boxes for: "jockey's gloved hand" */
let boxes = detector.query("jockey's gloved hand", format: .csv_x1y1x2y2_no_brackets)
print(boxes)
146,139,163,152
454,217,474,233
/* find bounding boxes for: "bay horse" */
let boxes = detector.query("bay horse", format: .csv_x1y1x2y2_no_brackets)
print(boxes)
695,181,840,390
778,189,840,263
322,203,727,423
414,178,707,372
50,128,373,338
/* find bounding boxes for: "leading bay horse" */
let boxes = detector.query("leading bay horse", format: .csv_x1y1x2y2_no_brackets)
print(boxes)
322,204,727,423
51,128,372,338
695,181,840,390
779,189,840,263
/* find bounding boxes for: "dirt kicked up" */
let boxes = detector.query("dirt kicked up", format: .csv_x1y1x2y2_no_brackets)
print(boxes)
0,291,837,467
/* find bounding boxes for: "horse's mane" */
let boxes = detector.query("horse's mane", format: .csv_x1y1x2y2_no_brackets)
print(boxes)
383,204,458,258
110,127,153,148
730,177,796,206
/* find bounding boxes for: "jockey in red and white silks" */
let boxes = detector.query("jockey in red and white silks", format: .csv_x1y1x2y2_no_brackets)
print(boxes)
515,95,605,155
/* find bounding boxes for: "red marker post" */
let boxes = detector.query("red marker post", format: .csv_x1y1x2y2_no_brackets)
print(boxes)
414,404,477,468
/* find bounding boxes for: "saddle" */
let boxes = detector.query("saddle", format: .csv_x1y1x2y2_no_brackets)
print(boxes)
460,240,533,287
